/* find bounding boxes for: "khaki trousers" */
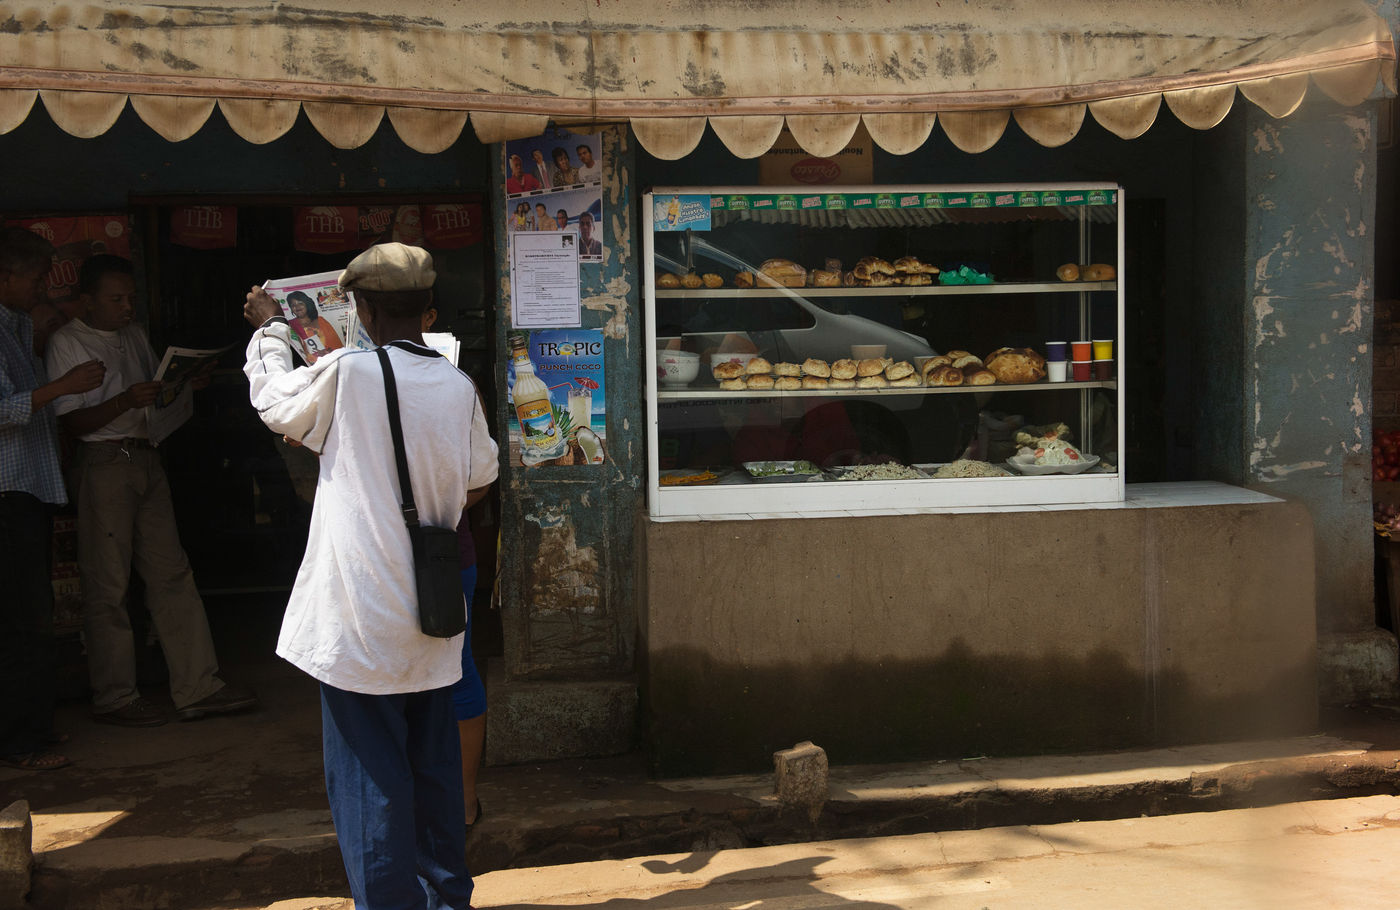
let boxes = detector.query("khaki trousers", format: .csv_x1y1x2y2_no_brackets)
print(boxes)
75,442,220,712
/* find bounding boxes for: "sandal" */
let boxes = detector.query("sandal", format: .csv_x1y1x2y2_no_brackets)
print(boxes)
0,750,71,771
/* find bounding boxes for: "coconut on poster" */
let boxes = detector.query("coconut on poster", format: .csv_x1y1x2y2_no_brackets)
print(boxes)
506,329,606,468
504,127,604,262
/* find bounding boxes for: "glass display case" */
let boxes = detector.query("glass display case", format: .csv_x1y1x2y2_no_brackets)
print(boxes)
643,184,1125,518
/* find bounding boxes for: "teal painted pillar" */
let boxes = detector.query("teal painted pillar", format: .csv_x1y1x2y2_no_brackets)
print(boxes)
1242,93,1394,701
485,125,643,763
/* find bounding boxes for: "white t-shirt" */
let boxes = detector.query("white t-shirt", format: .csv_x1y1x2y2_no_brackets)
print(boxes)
244,321,500,694
46,319,157,441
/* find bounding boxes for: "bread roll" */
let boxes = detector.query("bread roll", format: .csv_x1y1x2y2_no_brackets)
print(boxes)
702,273,723,288
801,376,829,389
945,350,971,360
745,357,773,375
889,375,922,388
680,272,703,289
927,365,964,387
897,273,932,286
812,269,842,287
733,271,755,288
758,258,807,288
657,272,681,289
963,368,997,386
951,354,982,370
855,374,888,389
1056,263,1080,282
774,376,801,391
884,360,914,381
1083,263,1116,281
828,378,856,389
856,358,886,377
802,358,831,378
774,362,802,377
984,347,1047,384
830,358,858,380
860,274,896,288
712,361,744,380
893,256,938,274
718,377,747,391
842,271,857,287
746,374,774,390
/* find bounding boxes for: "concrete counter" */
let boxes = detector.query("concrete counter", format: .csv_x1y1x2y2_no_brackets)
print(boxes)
638,482,1317,775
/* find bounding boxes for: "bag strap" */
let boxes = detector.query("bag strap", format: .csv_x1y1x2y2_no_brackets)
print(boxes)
376,347,420,529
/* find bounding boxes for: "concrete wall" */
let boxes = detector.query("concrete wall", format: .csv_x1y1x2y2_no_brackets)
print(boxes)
640,500,1318,776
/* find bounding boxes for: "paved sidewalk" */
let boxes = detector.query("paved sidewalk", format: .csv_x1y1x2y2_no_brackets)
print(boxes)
6,643,1400,910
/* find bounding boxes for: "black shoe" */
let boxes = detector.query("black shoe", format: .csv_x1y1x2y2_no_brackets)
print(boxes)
93,697,168,728
176,684,258,721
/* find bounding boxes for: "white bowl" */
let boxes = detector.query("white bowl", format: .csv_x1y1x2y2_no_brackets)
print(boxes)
658,351,700,386
709,351,758,372
851,344,888,359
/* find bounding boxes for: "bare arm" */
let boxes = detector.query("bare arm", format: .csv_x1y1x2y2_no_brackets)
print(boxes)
58,380,162,437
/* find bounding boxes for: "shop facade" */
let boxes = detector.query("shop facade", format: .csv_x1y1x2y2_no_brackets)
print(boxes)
0,2,1395,774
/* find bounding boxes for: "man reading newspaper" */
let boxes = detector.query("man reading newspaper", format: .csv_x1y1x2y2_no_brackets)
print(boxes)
243,243,498,910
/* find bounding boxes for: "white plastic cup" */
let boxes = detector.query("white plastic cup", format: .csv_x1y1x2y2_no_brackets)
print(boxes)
1047,360,1068,382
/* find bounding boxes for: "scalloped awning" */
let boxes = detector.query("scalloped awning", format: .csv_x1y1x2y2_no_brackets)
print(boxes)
0,1,1392,156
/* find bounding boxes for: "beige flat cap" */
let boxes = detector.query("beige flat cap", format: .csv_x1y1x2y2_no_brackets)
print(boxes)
338,242,436,291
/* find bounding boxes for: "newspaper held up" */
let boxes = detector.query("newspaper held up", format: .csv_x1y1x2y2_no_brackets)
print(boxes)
261,270,356,363
147,343,234,446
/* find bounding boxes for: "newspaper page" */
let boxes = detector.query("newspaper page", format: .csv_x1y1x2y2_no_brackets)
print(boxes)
423,332,461,364
262,270,356,363
147,343,234,446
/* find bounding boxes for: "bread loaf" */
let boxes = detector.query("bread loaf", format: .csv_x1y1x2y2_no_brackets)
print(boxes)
811,269,842,287
758,258,807,288
855,374,888,389
774,376,801,391
963,368,997,386
745,357,773,375
702,273,723,288
984,347,1047,384
657,272,681,289
712,361,744,380
802,358,831,378
828,378,856,389
774,362,802,377
889,375,922,388
830,359,858,380
746,374,774,390
1055,263,1080,282
856,358,886,378
801,376,829,389
1083,263,1116,281
680,272,703,289
718,377,747,390
884,360,915,381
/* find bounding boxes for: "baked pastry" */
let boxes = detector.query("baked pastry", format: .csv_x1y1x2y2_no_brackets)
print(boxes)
842,271,858,287
718,377,747,391
801,376,829,389
856,358,886,377
774,362,802,377
746,374,775,390
758,258,807,288
745,357,773,375
681,272,703,289
945,350,971,360
734,271,755,288
802,358,831,378
893,256,939,275
811,269,842,287
897,273,933,286
951,354,983,370
824,258,842,272
657,272,681,289
1083,263,1116,281
853,257,895,280
774,376,801,391
830,359,858,380
702,273,723,288
926,365,964,386
855,375,888,389
884,360,914,381
860,274,896,288
889,375,922,387
828,378,856,389
963,368,997,385
984,347,1047,384
712,361,744,380
1056,263,1080,282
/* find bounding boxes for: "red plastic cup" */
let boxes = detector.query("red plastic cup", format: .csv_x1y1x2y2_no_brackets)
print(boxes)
1071,360,1092,381
1071,341,1092,361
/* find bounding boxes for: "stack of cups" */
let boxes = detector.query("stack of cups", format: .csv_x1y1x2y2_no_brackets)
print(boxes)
1092,339,1114,380
1044,341,1068,381
1071,341,1092,380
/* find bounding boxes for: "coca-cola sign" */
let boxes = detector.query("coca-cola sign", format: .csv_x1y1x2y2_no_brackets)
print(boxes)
790,157,842,184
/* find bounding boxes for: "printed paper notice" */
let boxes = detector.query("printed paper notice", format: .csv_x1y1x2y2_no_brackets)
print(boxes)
510,230,580,328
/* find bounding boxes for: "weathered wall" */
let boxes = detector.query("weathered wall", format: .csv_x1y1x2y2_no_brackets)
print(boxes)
640,499,1318,776
486,125,642,764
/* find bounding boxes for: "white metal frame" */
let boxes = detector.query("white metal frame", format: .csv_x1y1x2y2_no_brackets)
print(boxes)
644,183,1127,519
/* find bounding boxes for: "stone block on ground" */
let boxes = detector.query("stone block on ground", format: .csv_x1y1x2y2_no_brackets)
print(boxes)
0,800,32,910
774,741,828,823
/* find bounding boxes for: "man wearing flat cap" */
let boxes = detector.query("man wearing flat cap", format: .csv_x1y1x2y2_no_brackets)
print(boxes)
242,243,498,910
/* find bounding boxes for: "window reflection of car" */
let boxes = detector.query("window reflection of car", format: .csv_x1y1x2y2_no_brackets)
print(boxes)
652,236,934,364
653,237,970,466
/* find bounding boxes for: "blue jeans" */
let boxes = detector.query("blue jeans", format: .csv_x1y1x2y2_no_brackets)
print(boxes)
320,682,472,910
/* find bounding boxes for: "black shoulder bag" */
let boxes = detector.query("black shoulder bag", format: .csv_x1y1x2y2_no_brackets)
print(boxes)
376,346,466,638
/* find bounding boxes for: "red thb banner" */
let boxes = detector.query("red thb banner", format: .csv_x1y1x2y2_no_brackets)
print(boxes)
294,204,483,253
170,206,238,249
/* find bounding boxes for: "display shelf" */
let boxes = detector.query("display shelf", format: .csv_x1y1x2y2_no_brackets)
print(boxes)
655,281,1115,299
657,380,1116,399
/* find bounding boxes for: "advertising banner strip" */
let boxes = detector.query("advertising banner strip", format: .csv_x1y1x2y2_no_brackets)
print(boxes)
672,190,1116,221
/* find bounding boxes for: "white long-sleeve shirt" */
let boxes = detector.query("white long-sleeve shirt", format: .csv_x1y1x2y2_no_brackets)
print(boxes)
245,320,499,694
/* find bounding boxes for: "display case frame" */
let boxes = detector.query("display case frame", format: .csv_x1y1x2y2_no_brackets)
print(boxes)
643,183,1126,519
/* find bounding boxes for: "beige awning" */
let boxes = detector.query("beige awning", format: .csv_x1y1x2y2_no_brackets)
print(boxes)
0,1,1392,156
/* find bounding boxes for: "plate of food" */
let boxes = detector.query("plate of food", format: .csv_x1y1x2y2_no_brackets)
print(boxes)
742,460,825,482
917,460,1014,479
1005,450,1101,476
829,463,929,481
659,468,729,486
